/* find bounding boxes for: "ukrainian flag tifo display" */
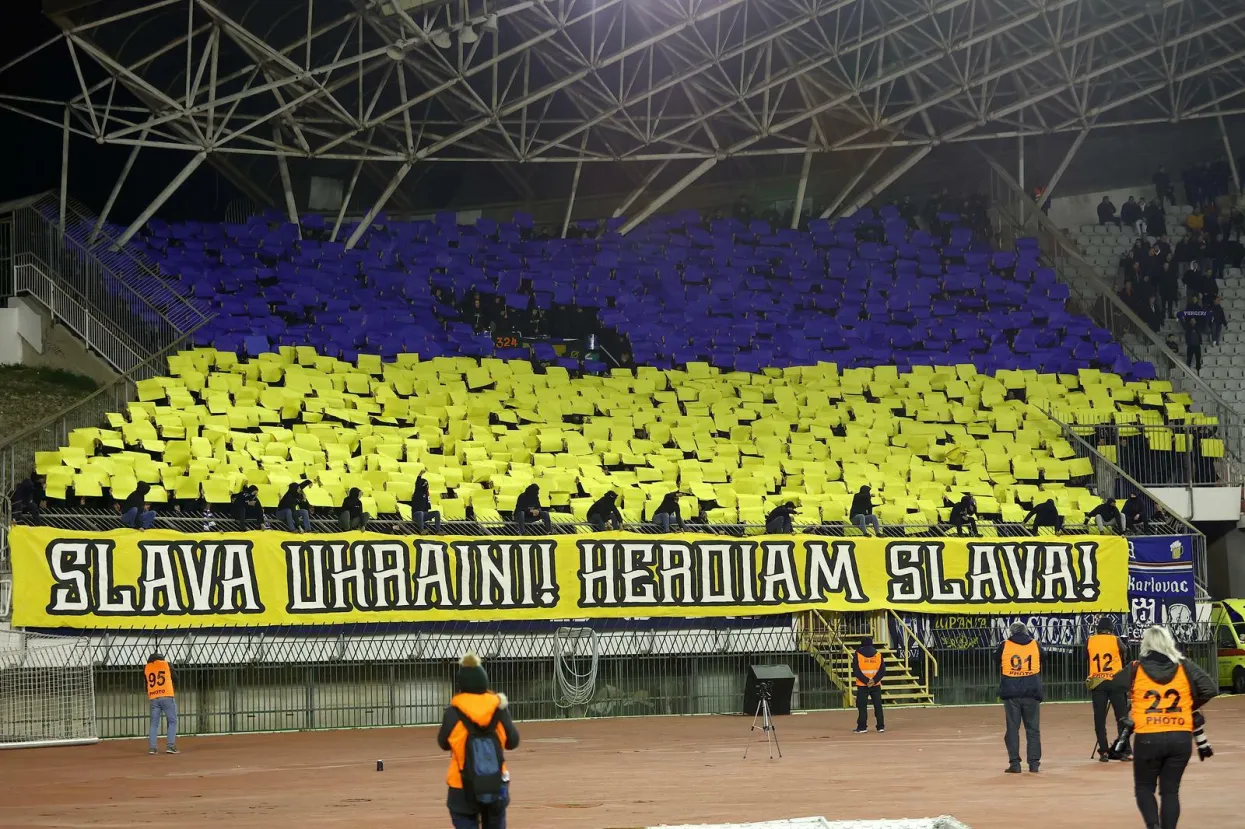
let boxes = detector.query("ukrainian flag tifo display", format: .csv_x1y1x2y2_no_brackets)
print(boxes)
9,527,1129,628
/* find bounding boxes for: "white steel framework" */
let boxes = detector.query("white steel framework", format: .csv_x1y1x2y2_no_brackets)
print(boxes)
5,0,1245,230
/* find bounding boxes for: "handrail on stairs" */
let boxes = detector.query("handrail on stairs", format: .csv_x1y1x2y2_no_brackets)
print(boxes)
799,609,855,704
886,609,939,697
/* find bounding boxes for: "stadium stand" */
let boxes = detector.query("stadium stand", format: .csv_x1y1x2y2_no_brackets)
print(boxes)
102,205,1153,379
1071,197,1245,409
27,346,1217,533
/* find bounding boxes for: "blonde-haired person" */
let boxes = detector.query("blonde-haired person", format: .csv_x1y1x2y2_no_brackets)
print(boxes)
437,653,520,829
1124,625,1217,829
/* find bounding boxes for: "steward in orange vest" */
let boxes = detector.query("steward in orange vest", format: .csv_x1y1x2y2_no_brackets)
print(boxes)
851,637,886,734
995,622,1043,774
1122,625,1217,829
144,652,179,755
437,653,520,828
1086,617,1130,762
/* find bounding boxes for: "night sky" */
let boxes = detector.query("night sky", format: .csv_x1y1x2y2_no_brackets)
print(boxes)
0,1,240,223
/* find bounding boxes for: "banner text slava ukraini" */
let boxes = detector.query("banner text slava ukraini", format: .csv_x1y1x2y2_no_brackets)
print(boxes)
9,527,1129,628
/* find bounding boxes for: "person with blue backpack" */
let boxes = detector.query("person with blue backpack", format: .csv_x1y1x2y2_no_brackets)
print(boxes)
437,652,521,829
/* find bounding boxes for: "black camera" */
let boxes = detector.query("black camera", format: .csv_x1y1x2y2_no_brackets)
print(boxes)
756,680,773,701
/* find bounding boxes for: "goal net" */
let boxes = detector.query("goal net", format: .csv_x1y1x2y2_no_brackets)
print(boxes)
0,633,98,749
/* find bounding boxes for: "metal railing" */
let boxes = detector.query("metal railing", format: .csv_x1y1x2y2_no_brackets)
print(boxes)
9,510,1193,538
1053,417,1242,490
887,608,940,694
13,253,145,373
54,194,210,336
1043,411,1209,595
982,154,1245,471
7,196,207,356
0,339,189,495
0,215,12,298
0,613,1214,739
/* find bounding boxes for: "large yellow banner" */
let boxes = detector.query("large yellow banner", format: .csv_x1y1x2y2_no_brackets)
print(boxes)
8,527,1129,628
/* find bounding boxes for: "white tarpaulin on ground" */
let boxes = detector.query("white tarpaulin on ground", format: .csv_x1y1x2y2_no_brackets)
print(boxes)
649,819,970,829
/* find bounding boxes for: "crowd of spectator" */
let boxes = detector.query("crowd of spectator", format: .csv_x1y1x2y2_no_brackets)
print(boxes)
10,467,1181,538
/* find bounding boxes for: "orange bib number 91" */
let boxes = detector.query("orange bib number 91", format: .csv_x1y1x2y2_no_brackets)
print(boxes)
1001,640,1040,678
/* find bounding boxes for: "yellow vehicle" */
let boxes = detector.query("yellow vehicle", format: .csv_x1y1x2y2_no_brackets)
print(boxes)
1213,599,1245,693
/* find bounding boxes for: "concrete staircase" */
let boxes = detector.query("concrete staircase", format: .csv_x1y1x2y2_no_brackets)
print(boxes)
798,610,936,707
1066,203,1245,410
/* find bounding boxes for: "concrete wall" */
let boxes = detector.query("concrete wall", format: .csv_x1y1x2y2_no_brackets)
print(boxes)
0,296,116,385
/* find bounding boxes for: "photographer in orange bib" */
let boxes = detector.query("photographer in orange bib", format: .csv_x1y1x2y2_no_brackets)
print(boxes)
144,653,178,755
1123,625,1217,829
1087,617,1131,762
996,622,1043,774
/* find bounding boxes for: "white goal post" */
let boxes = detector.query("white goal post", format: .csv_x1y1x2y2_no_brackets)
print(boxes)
0,632,98,749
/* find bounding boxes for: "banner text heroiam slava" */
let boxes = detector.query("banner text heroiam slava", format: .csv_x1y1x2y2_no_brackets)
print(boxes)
8,528,1129,628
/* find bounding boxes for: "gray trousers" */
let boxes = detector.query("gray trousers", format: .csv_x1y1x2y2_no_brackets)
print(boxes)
1003,697,1041,768
149,697,178,750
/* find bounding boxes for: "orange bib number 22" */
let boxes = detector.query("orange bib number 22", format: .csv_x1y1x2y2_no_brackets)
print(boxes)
1131,664,1192,734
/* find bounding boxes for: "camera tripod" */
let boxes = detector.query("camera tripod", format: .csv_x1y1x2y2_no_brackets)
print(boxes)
743,685,782,760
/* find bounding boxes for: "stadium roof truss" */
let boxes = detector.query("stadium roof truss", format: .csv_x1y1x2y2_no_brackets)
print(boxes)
7,0,1245,237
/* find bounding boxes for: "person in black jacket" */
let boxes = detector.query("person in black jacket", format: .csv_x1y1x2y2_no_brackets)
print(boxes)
1209,295,1227,345
1154,166,1175,207
514,484,551,534
118,482,156,530
232,485,264,531
586,491,622,532
651,492,683,534
949,495,978,536
436,653,520,829
1098,196,1121,227
1121,197,1143,233
1124,625,1218,829
1182,308,1203,372
339,487,369,531
765,501,798,534
1123,492,1152,531
851,636,887,734
411,475,441,533
1023,499,1063,535
850,485,881,535
1087,496,1125,534
276,482,310,532
12,472,46,525
1087,617,1131,762
996,622,1044,774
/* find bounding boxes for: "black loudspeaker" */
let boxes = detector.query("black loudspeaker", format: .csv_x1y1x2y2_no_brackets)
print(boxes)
743,664,796,716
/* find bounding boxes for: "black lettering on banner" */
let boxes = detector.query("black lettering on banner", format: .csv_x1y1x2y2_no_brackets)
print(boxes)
967,544,1006,603
329,543,369,611
534,542,559,607
1040,544,1077,602
285,542,331,613
620,542,657,604
657,541,692,604
181,543,222,614
804,541,867,603
92,541,138,614
1075,542,1102,602
924,542,966,602
476,542,517,608
415,541,454,608
368,541,412,610
759,542,802,605
576,540,618,607
218,542,263,612
46,541,91,615
694,541,746,604
138,543,184,614
886,544,927,602
1000,544,1039,601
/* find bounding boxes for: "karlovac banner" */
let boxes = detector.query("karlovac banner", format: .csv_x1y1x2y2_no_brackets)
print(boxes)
8,527,1129,629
